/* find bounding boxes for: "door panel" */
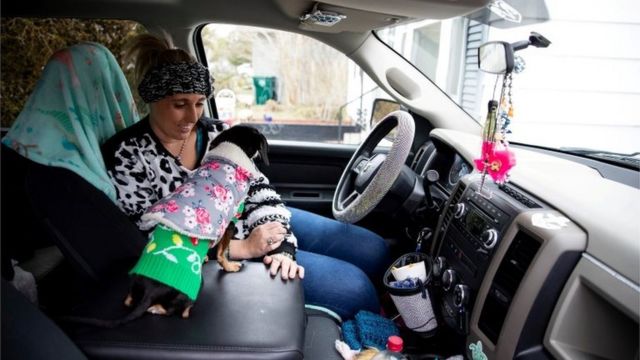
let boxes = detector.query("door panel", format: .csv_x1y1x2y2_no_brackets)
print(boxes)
258,141,356,217
259,141,398,241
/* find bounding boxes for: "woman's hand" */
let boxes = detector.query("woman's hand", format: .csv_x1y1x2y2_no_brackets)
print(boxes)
229,222,287,259
263,254,305,280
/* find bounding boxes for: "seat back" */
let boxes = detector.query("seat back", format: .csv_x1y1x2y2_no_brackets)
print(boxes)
1,42,142,282
1,144,60,280
2,144,146,283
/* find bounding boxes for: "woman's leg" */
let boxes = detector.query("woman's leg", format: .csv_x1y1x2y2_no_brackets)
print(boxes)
296,250,380,320
289,207,391,281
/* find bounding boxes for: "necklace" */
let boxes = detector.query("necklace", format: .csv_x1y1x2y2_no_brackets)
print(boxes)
175,138,187,161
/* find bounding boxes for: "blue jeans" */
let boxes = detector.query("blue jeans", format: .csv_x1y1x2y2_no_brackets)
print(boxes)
288,207,391,320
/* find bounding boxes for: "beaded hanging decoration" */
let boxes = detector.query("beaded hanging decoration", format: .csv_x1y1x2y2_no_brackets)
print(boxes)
474,59,524,193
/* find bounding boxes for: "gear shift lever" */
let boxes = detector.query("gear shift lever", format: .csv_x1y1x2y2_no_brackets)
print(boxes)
423,169,440,209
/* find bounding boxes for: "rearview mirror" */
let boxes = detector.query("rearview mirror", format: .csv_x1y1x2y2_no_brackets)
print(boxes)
371,98,401,127
478,41,514,74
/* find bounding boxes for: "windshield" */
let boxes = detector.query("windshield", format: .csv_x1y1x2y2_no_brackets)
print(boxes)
377,0,639,156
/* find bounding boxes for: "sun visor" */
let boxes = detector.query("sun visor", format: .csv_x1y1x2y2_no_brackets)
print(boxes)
466,0,550,29
298,3,407,33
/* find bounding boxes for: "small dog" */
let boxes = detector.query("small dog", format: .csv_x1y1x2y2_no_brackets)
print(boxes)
209,125,269,272
64,125,268,327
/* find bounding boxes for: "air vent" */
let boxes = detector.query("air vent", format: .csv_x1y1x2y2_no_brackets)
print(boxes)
410,142,435,173
499,184,540,208
411,147,426,170
479,230,541,343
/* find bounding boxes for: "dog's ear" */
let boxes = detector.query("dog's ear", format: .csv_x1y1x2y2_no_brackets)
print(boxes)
258,132,269,166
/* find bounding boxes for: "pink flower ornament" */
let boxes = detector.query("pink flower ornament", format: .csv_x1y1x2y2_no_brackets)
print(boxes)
474,146,516,184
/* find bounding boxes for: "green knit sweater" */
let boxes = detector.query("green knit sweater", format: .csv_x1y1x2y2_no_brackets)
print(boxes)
130,225,210,300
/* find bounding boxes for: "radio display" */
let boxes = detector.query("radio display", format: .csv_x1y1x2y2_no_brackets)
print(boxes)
465,210,487,237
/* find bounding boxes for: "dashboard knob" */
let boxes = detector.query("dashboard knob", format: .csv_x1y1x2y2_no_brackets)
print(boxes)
453,284,470,308
442,269,457,291
481,228,498,249
453,203,466,219
432,256,447,278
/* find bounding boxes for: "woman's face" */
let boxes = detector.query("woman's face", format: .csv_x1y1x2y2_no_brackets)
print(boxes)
149,93,206,140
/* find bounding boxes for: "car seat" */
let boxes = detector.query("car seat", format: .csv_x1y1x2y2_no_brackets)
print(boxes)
1,278,87,360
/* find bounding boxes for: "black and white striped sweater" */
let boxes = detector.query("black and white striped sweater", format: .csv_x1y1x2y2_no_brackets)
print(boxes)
235,176,298,256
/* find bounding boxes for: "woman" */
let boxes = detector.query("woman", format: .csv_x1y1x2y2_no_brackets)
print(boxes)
102,34,390,319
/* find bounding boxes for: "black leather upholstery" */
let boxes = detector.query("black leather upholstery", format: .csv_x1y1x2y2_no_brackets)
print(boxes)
2,279,87,360
1,145,53,279
2,145,146,283
61,262,306,360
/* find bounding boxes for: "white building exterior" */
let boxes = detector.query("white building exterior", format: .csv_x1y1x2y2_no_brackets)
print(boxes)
347,0,640,153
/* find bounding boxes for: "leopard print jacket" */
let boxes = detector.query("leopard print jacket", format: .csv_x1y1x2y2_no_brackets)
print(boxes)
102,116,297,256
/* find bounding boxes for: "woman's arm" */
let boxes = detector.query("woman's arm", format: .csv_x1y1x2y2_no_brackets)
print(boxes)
242,175,297,253
228,222,288,259
104,139,159,226
233,175,304,279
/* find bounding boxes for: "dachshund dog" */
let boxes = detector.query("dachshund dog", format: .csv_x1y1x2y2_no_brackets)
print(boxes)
64,125,268,327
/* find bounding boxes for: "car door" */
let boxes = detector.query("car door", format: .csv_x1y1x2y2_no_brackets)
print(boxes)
263,142,353,218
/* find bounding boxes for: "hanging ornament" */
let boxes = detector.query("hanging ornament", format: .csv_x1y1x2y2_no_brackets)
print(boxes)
513,55,526,74
475,146,516,184
499,73,514,133
474,73,517,190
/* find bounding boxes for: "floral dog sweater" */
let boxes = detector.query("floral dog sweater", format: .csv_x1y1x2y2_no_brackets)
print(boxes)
133,142,259,299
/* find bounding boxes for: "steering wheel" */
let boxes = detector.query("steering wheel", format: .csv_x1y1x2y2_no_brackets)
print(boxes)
332,110,415,223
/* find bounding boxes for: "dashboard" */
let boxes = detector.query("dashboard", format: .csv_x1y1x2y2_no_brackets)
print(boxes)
407,129,640,360
410,139,472,195
446,157,472,191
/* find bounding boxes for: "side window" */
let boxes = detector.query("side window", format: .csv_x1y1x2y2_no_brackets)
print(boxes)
200,24,389,145
1,18,146,130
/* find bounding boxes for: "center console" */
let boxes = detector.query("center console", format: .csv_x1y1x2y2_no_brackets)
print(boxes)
428,175,586,360
433,178,518,335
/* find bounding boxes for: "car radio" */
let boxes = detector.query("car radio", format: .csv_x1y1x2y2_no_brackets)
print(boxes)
435,181,517,334
453,191,511,252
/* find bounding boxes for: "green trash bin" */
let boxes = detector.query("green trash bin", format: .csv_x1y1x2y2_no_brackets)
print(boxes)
252,76,277,105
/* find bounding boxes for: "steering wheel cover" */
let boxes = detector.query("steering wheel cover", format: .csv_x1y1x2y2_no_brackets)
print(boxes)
333,110,415,223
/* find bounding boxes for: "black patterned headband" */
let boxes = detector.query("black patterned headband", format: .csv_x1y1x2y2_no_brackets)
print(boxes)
138,61,213,103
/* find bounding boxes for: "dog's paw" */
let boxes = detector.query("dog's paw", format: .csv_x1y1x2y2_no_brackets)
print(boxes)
222,261,243,272
182,305,193,319
147,304,168,315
